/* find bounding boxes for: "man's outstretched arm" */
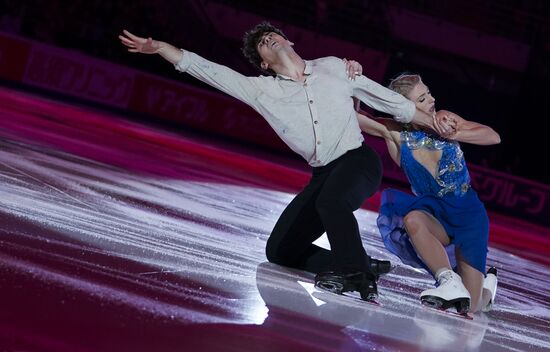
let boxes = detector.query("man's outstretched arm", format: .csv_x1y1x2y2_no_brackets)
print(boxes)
119,30,260,105
349,71,454,136
119,30,183,63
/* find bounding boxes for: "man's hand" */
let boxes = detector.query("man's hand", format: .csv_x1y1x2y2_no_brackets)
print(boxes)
434,110,458,138
343,58,362,80
119,30,163,54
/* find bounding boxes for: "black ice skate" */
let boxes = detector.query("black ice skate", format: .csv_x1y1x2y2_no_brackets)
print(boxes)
314,271,378,302
369,258,392,279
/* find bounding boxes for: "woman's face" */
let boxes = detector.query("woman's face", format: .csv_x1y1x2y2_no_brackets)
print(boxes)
407,81,435,115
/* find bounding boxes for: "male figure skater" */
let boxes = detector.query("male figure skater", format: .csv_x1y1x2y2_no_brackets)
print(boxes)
119,22,451,301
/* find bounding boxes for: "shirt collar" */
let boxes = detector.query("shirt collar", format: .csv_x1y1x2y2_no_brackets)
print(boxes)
276,60,312,81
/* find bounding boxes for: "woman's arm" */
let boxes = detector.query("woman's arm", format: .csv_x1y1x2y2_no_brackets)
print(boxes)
356,110,403,165
438,110,501,145
356,110,393,139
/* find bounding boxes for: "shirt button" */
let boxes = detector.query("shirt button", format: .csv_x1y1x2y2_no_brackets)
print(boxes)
314,120,318,124
317,141,321,145
309,100,313,104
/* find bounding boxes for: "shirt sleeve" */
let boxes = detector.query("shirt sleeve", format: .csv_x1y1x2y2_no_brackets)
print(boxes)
351,74,416,123
175,50,261,106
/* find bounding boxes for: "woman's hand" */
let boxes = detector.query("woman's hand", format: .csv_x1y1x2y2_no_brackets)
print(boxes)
343,58,362,80
434,110,458,138
436,110,500,145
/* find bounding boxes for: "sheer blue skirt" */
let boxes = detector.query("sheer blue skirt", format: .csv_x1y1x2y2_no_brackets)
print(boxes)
377,188,489,276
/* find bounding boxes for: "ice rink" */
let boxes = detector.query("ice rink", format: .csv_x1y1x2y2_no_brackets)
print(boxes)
1,88,549,351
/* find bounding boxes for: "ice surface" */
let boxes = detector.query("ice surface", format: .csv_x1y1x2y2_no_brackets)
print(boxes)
1,134,548,352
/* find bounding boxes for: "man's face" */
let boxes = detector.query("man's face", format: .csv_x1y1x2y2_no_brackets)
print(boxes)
256,32,290,69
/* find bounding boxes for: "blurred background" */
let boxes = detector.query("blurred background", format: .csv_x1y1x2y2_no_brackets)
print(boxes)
0,0,549,225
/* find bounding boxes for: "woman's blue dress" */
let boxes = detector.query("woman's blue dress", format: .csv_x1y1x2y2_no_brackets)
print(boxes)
377,128,488,275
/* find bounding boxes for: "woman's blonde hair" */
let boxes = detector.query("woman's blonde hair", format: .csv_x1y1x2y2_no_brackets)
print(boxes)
388,73,421,98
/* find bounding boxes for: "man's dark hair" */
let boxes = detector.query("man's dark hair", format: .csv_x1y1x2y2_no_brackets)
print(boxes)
242,22,288,76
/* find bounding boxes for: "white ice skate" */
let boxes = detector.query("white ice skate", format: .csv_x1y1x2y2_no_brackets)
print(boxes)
481,267,498,312
420,270,471,314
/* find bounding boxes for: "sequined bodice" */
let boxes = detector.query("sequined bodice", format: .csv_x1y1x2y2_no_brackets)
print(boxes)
400,129,471,197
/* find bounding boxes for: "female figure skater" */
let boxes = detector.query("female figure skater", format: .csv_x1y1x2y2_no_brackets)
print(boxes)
356,73,499,315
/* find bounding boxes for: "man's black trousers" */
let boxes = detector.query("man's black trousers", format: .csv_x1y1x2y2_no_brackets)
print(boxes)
266,143,383,274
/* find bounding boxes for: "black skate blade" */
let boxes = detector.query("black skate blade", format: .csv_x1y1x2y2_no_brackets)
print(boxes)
359,289,380,304
313,286,383,307
424,305,474,320
314,280,344,294
421,295,470,314
342,291,382,306
421,296,444,309
421,297,472,320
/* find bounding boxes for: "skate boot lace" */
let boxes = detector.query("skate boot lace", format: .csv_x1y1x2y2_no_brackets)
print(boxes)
437,270,454,287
